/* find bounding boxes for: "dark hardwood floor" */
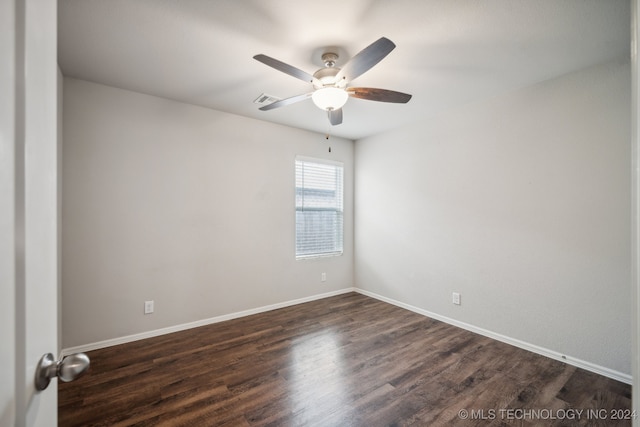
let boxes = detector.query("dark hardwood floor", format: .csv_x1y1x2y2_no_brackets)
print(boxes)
58,292,632,426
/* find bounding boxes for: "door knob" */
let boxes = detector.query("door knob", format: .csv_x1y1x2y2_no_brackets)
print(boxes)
34,352,90,391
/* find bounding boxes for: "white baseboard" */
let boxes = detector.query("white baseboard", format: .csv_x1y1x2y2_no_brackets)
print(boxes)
61,286,632,385
60,287,357,357
354,288,632,385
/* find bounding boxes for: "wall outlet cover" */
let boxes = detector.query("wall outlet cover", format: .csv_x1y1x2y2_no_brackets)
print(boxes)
452,292,461,305
144,300,154,314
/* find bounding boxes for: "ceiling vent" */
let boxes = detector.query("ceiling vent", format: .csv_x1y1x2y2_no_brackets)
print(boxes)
253,93,281,106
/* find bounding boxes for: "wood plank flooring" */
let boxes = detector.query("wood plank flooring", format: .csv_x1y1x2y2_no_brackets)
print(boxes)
58,292,632,426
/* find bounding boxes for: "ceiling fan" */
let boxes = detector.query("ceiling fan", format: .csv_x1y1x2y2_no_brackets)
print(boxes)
253,37,412,126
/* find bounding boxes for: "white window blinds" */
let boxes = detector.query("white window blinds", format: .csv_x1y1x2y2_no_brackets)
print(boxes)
295,157,344,259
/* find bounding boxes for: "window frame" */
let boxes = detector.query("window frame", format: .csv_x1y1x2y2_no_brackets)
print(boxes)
295,156,344,260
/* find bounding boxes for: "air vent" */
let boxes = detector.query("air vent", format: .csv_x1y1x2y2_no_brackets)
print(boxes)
253,93,280,105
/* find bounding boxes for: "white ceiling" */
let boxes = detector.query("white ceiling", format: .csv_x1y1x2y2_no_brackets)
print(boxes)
58,0,630,140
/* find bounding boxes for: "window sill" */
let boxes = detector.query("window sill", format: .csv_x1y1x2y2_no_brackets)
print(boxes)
296,252,343,261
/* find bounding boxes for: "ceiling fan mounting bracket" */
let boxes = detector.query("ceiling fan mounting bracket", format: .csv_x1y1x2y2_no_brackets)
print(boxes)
321,52,339,68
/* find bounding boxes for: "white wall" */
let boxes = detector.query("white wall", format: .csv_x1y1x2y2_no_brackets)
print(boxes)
354,60,631,376
62,78,354,348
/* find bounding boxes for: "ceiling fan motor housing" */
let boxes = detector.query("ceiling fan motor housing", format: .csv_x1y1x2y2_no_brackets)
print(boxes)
312,52,346,89
313,67,344,89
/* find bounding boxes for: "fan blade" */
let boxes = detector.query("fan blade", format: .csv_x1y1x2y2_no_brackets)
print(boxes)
347,87,412,103
253,54,320,85
328,108,343,126
335,37,396,83
259,93,312,111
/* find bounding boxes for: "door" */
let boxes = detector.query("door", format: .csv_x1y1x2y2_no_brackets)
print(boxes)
1,0,60,425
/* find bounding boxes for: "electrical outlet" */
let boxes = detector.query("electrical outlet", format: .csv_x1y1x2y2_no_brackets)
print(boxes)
321,272,326,282
144,300,154,314
452,292,461,305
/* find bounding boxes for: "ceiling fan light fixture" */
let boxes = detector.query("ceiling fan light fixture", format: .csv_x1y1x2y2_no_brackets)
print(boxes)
312,87,348,111
254,37,411,126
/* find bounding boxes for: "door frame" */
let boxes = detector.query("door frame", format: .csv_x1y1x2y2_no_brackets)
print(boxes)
632,1,640,425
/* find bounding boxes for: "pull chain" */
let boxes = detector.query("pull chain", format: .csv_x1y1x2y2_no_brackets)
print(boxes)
325,119,332,153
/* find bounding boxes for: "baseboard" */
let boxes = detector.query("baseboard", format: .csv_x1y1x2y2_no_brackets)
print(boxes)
60,287,357,357
61,285,632,385
355,288,632,385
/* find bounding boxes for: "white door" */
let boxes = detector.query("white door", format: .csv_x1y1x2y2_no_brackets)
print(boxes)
1,0,60,425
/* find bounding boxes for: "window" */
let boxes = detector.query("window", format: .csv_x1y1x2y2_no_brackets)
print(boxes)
295,157,344,259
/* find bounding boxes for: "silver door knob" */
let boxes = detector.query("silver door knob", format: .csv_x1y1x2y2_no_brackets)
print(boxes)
34,352,90,391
